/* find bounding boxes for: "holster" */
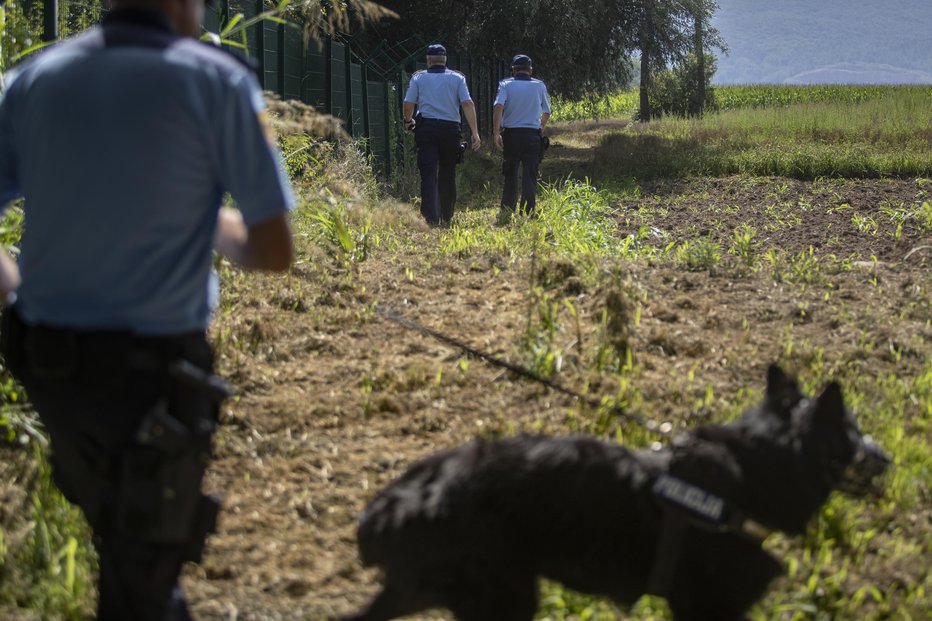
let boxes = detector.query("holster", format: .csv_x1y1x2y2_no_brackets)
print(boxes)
0,304,231,563
457,140,467,164
539,135,551,161
116,359,232,562
0,303,26,379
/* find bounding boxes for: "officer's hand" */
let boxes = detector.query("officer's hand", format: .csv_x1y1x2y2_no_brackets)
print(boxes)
0,249,20,305
494,134,504,151
405,118,416,132
471,132,481,151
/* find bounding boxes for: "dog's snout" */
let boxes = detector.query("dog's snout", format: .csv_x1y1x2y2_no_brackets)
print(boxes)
839,435,892,498
858,436,892,475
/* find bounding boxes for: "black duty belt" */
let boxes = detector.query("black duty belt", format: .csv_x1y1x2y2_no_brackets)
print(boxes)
419,117,460,128
502,127,540,134
1,305,207,381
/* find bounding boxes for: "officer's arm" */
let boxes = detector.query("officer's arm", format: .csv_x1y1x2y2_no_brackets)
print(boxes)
493,104,505,151
403,102,417,131
540,112,551,131
0,87,21,301
0,249,20,302
214,208,293,272
461,100,481,150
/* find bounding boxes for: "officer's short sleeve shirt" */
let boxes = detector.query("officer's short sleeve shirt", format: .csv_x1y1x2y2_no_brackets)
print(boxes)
494,75,551,130
0,11,295,334
403,67,471,123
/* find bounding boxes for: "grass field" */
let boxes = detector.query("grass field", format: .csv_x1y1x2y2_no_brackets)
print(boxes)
1,85,930,620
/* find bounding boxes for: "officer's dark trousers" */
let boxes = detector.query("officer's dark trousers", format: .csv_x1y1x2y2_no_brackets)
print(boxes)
415,119,462,225
1,309,214,621
501,128,542,214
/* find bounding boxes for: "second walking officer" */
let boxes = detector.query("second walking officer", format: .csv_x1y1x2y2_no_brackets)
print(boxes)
403,43,481,226
493,54,551,216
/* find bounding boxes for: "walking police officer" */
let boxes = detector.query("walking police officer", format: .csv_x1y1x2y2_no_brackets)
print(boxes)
493,54,552,216
0,0,295,619
403,43,481,226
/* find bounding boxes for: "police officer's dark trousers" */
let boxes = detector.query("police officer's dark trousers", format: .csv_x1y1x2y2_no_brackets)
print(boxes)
415,118,462,225
0,307,221,621
501,128,542,214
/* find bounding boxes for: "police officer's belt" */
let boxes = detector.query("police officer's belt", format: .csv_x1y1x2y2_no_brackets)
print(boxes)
419,117,460,128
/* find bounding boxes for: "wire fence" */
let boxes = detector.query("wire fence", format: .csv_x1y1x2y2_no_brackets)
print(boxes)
21,0,509,176
204,3,509,175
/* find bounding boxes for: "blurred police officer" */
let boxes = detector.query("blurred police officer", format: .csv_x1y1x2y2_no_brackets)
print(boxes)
403,43,481,226
493,54,551,216
0,0,295,619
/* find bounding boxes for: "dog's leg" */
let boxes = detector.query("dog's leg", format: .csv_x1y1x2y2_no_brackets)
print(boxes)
446,573,538,621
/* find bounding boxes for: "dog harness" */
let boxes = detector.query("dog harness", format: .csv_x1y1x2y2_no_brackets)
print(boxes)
647,474,772,597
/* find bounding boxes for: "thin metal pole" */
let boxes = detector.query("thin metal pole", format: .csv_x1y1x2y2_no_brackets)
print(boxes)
382,81,392,176
344,41,354,137
361,63,370,154
254,0,265,88
395,69,405,172
42,0,59,43
324,36,333,115
277,22,286,98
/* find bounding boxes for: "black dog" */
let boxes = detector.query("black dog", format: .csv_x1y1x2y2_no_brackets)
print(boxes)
346,365,890,621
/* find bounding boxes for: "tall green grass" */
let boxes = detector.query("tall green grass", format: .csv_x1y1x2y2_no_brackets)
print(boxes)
714,84,923,111
588,87,932,180
441,179,628,262
551,91,640,122
552,84,931,122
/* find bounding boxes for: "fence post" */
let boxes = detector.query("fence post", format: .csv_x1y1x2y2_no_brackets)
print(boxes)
277,21,286,98
344,42,354,137
361,64,370,153
395,69,405,173
41,0,58,42
324,36,333,115
382,81,392,176
254,0,265,89
299,27,307,104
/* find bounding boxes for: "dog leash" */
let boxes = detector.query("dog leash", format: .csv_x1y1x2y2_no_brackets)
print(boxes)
374,304,663,433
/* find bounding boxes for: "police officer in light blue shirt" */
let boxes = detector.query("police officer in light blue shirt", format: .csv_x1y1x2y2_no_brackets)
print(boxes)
0,0,294,618
403,43,481,226
493,54,552,216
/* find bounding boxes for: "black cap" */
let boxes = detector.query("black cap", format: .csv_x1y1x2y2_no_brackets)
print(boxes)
511,54,532,68
426,43,447,56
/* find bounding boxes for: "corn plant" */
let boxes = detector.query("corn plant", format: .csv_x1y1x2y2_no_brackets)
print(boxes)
306,203,371,265
730,223,760,270
675,236,722,273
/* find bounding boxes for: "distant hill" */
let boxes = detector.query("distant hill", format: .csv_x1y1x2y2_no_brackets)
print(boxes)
711,0,932,85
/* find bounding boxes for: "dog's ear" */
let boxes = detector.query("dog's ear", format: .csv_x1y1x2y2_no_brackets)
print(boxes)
813,381,846,423
766,364,801,413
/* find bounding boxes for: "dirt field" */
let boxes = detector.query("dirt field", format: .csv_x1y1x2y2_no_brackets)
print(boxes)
180,123,931,620
1,120,929,621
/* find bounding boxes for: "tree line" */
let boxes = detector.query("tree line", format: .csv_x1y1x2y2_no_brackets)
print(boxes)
3,1,726,119
368,0,726,119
